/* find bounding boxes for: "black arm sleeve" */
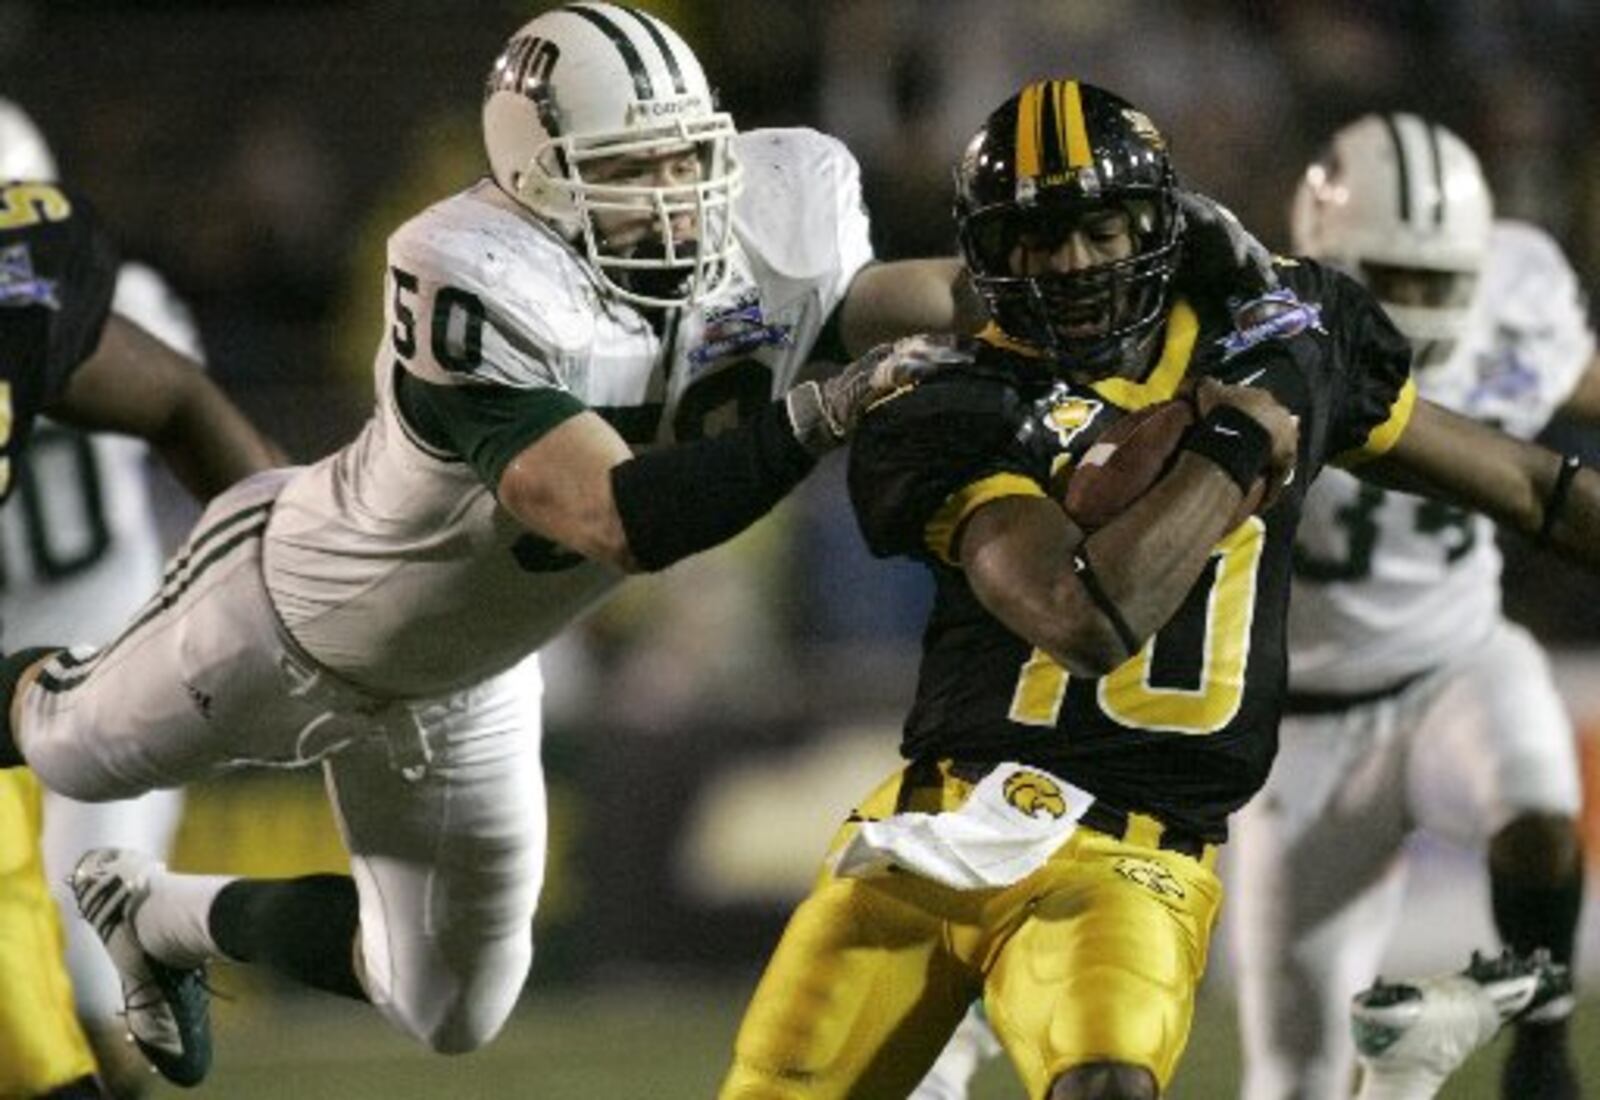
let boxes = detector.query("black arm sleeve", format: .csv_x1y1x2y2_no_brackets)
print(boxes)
610,398,816,571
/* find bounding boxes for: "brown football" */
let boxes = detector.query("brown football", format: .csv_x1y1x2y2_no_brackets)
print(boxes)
1062,400,1196,529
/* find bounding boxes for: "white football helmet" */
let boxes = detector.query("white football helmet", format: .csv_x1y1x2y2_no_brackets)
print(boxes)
483,2,742,309
0,97,58,181
1291,113,1492,351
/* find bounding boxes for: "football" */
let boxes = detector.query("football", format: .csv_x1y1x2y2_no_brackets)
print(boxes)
1062,400,1197,528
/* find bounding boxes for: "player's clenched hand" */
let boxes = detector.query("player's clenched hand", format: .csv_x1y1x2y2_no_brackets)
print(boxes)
1194,377,1299,509
787,334,976,454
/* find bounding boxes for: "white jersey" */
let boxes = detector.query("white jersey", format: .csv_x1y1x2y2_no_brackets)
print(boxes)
0,262,201,645
265,128,873,698
1288,221,1594,692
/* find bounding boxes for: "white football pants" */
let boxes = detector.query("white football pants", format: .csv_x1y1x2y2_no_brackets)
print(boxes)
1230,621,1580,1100
17,471,546,1053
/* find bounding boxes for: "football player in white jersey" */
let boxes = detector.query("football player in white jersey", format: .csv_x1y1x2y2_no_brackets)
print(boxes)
1231,113,1597,1100
0,98,195,1099
0,5,989,1087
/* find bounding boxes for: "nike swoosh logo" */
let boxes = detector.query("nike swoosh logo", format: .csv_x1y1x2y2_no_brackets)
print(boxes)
1214,426,1240,437
1236,368,1267,386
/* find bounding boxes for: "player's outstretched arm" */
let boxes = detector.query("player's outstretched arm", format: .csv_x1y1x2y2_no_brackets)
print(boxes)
959,381,1297,676
498,338,954,573
1357,397,1600,570
46,313,283,503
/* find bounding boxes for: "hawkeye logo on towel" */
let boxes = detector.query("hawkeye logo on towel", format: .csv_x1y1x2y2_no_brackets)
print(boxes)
1003,769,1068,820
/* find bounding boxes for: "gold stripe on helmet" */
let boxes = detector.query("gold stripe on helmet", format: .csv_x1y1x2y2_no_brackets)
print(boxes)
1063,80,1093,168
1015,81,1045,178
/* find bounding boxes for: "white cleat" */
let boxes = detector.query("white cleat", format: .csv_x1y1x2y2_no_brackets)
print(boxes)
70,848,213,1088
1351,948,1569,1100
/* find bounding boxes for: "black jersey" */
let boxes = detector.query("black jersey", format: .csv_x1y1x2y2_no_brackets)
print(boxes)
848,261,1413,841
0,182,119,505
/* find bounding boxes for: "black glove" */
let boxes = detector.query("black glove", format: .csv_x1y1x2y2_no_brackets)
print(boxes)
1175,188,1278,296
786,334,976,454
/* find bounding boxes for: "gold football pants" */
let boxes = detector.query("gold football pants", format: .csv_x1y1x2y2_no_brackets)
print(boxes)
720,761,1222,1098
0,768,97,1096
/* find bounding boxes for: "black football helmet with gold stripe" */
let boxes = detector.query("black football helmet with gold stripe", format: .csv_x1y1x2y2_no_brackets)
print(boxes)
955,79,1182,376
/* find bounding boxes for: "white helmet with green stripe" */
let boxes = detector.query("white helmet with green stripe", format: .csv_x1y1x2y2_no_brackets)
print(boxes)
482,3,742,309
1291,113,1492,351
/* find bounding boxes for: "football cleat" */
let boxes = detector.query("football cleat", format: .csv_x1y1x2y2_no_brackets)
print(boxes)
1351,949,1569,1099
70,848,213,1088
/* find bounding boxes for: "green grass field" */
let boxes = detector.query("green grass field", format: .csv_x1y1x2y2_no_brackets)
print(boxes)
147,980,1598,1098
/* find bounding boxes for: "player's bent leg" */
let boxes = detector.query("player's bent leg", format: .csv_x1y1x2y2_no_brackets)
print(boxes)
16,472,320,803
721,767,980,1099
985,826,1222,1098
1231,705,1413,1100
326,663,546,1054
1413,625,1585,1100
0,770,100,1098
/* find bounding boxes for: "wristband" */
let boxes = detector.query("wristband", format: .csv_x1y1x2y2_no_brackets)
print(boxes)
1182,405,1273,494
1537,453,1583,549
612,400,816,571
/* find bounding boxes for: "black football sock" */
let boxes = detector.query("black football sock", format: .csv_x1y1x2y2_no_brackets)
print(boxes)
208,875,367,1001
0,646,59,767
1491,849,1584,970
1492,845,1583,1100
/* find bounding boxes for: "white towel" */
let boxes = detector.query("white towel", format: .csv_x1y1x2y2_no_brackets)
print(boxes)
833,763,1096,890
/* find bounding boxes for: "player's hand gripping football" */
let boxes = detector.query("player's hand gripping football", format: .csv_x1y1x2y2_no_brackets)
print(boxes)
788,334,976,454
1193,376,1299,514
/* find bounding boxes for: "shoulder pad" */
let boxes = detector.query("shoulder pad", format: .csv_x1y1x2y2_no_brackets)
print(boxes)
733,127,872,283
388,183,600,379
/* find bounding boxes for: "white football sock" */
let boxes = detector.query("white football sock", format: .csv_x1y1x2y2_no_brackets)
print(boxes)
131,864,238,969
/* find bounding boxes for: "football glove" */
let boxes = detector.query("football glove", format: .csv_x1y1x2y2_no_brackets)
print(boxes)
787,334,975,454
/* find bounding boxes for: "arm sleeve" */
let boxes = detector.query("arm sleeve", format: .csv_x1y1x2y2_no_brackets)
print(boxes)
394,367,588,491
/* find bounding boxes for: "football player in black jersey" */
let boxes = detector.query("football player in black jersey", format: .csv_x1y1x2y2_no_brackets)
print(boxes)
0,180,276,1099
720,80,1600,1100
